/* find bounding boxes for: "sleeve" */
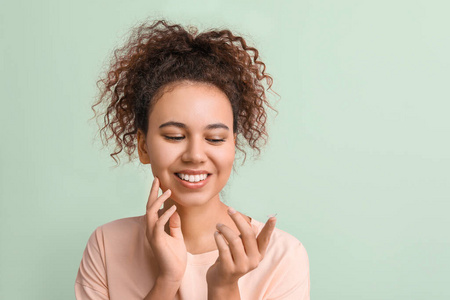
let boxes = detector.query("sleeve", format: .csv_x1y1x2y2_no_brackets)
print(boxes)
267,242,310,300
75,227,109,300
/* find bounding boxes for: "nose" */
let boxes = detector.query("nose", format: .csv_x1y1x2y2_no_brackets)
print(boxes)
181,136,207,164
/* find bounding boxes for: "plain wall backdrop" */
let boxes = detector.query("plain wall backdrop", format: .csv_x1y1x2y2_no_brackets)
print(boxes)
1,0,449,299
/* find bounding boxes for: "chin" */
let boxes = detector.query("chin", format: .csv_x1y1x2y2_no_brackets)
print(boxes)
169,191,218,207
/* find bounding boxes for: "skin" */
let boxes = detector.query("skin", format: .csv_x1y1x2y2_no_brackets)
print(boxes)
137,81,277,299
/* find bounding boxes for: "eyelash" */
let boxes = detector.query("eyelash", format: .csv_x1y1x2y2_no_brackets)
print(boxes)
164,136,225,143
208,139,226,143
164,136,184,141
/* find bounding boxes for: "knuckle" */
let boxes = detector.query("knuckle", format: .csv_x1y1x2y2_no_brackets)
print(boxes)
230,236,242,245
256,253,263,262
231,264,241,273
236,264,247,274
228,265,236,274
242,231,256,239
248,259,259,270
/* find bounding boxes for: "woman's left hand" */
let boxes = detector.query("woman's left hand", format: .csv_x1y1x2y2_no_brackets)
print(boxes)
206,207,277,289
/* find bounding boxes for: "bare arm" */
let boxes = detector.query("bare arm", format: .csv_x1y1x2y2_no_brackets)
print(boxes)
207,282,241,300
144,277,182,300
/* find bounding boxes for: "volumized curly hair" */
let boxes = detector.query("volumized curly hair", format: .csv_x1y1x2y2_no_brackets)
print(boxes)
91,20,275,165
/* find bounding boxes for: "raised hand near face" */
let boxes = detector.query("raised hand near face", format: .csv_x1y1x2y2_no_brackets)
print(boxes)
145,177,187,283
206,207,277,291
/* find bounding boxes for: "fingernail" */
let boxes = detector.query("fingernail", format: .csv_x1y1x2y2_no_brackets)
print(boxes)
228,207,236,215
164,189,171,195
216,223,223,229
267,213,277,223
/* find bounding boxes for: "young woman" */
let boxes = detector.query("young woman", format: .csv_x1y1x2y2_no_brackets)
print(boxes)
75,20,310,300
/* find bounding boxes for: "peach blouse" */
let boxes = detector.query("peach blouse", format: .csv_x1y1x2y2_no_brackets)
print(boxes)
75,215,310,299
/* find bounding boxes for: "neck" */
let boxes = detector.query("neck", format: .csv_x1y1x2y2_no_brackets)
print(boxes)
162,195,232,254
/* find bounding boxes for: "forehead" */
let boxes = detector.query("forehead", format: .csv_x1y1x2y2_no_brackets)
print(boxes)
148,82,233,128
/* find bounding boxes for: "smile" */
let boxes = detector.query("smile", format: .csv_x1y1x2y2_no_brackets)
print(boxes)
176,173,209,183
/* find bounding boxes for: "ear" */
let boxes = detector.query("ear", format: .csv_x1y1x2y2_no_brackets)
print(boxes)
233,133,237,145
137,129,151,164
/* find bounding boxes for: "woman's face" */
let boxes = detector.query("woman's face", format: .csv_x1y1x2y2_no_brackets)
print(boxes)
137,81,236,207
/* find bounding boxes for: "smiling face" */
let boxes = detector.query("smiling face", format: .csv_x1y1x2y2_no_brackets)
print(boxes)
137,81,236,207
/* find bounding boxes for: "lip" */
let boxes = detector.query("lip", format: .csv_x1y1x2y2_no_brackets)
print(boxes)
174,171,211,189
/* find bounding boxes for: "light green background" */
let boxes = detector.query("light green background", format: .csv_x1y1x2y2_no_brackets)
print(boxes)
1,0,449,299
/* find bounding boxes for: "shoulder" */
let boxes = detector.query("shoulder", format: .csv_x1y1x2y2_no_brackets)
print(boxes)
250,218,310,298
251,217,308,259
95,215,145,235
268,225,309,278
76,216,145,298
85,215,146,254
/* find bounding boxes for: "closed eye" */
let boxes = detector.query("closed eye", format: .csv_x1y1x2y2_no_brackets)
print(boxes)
164,136,225,143
164,136,184,141
207,139,225,143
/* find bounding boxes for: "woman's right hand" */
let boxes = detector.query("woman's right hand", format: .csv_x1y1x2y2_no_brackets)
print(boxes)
145,177,187,283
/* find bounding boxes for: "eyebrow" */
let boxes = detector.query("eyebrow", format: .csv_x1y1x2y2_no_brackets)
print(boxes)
159,121,186,129
205,123,229,130
159,121,229,131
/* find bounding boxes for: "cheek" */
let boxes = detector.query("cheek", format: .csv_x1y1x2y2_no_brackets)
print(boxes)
213,145,235,173
148,143,179,180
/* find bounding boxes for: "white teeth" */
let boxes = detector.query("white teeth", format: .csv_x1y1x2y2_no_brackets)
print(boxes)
177,173,208,183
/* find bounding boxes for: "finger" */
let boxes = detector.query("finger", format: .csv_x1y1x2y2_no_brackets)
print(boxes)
155,205,177,233
227,207,259,257
147,189,172,232
147,188,171,218
146,177,160,211
214,231,233,267
216,224,246,266
256,217,277,258
169,211,184,239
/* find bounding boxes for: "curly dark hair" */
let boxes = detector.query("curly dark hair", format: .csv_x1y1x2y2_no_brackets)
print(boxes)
91,20,275,166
